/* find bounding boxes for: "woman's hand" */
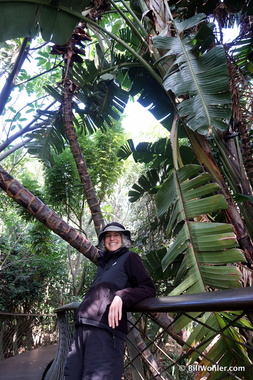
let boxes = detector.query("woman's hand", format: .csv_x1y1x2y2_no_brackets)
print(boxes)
108,295,123,329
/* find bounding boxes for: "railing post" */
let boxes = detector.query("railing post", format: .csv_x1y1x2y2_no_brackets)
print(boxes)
43,303,79,380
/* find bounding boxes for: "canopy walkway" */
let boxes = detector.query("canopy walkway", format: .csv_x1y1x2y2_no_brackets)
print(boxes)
0,287,253,379
0,344,57,380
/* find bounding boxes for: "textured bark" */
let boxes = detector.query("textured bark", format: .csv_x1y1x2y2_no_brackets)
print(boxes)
228,49,253,190
0,165,99,264
189,131,253,266
0,37,31,116
62,77,105,236
57,27,105,236
237,122,253,188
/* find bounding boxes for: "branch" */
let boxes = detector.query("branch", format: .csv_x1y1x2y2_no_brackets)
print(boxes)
0,37,31,115
16,61,62,86
0,164,99,264
0,138,32,161
0,101,56,153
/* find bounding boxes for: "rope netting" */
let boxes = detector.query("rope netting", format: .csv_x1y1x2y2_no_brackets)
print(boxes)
43,297,253,380
1,289,253,380
0,312,58,360
124,310,253,379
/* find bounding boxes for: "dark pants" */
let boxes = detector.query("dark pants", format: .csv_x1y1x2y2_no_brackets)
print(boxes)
64,325,125,380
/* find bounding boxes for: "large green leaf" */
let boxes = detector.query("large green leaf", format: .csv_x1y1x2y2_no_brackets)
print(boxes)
70,62,129,131
117,138,197,202
0,0,89,44
25,117,66,166
232,37,253,74
118,138,173,165
117,139,136,160
156,164,245,295
185,311,252,379
153,14,232,135
75,79,129,133
155,162,250,377
128,67,175,132
128,169,160,202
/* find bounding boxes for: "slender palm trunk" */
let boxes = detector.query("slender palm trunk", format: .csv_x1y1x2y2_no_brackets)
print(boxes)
62,76,105,236
188,130,253,266
59,29,105,236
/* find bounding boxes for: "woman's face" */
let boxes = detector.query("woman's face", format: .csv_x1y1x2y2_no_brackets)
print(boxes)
104,231,122,252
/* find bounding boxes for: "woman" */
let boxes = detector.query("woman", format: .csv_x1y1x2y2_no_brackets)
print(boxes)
64,222,156,380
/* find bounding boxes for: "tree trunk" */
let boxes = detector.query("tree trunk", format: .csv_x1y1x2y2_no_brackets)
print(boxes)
62,76,105,236
0,37,31,116
53,26,105,236
188,129,253,266
0,164,99,264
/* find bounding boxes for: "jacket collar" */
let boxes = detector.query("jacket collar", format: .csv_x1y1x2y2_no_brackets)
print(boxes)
98,246,128,267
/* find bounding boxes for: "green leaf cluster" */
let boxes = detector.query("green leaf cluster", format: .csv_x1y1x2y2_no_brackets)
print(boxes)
153,15,231,135
156,164,245,294
0,0,90,45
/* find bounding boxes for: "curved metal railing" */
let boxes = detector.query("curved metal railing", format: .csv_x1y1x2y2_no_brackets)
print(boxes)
0,312,57,360
44,287,253,380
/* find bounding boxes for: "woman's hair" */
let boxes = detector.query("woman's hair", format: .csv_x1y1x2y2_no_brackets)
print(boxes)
97,233,132,251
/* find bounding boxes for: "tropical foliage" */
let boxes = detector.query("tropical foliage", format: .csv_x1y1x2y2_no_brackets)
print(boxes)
1,0,253,377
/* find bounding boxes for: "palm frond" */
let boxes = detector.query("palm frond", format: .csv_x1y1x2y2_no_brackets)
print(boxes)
144,247,182,284
128,169,160,202
25,120,66,166
117,139,136,160
156,164,245,295
185,311,252,379
128,67,175,131
153,14,232,135
74,79,129,133
118,138,197,202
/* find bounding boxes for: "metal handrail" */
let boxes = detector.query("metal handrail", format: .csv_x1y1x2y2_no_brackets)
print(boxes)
44,287,253,380
132,287,253,312
54,287,253,314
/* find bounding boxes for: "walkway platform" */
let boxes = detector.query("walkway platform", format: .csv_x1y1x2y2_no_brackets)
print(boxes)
0,344,57,380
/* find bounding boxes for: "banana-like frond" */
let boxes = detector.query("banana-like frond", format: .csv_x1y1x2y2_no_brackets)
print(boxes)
70,66,129,133
0,0,89,44
144,247,182,283
70,61,102,87
25,119,66,166
184,311,252,379
118,137,196,167
156,162,250,376
118,138,197,202
156,164,245,295
118,138,172,164
232,37,253,75
118,27,142,50
45,76,129,134
117,139,136,160
128,169,160,202
153,13,231,135
128,67,175,131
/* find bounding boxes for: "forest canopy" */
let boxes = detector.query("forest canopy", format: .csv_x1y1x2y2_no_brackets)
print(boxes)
1,1,253,376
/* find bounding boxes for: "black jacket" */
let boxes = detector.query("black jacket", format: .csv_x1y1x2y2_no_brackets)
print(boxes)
75,247,156,337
